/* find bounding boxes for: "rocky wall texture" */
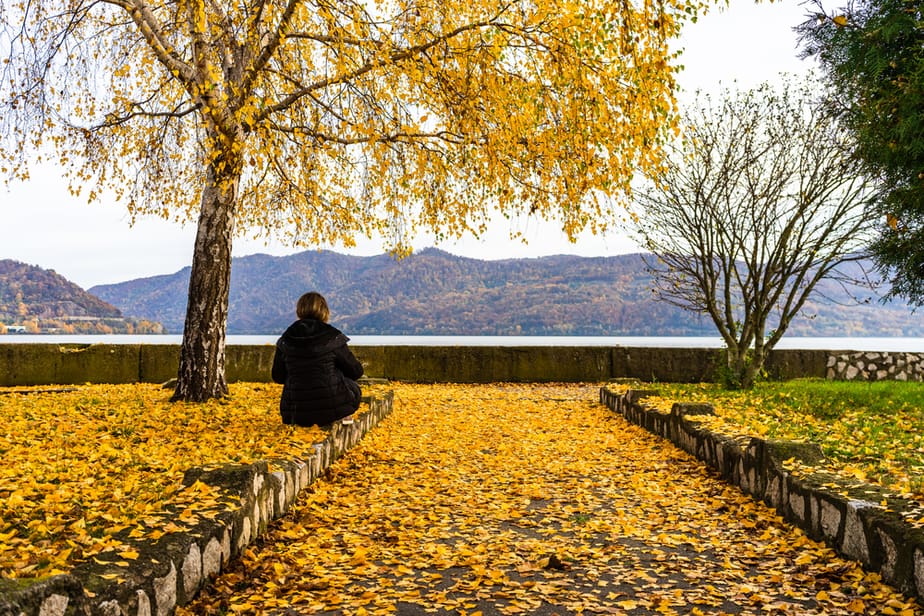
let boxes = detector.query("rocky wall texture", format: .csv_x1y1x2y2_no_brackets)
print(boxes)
827,351,924,382
599,386,924,606
0,392,394,616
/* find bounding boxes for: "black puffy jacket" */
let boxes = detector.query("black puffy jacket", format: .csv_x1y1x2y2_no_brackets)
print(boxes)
271,319,364,426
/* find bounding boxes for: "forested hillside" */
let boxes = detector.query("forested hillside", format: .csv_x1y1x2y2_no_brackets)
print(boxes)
0,260,163,334
89,249,923,337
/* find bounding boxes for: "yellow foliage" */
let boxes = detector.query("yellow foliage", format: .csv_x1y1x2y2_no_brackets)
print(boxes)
0,382,388,579
2,0,708,249
177,383,919,615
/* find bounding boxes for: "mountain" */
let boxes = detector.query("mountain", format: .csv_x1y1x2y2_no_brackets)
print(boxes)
89,249,923,337
0,260,164,334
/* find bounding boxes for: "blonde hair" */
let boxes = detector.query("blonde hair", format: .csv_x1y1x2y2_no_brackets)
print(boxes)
296,292,330,322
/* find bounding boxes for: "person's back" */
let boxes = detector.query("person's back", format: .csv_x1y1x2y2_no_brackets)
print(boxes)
271,292,363,426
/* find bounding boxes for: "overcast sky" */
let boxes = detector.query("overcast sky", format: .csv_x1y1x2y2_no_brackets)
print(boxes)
1,0,817,289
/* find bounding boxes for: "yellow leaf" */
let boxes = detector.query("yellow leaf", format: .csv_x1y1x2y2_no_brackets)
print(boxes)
833,14,848,26
349,546,368,566
617,600,639,609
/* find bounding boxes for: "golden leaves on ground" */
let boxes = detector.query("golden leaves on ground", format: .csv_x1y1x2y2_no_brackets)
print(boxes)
0,383,386,579
181,384,920,615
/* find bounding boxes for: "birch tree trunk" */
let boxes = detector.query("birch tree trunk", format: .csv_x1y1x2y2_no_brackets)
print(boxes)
172,141,242,402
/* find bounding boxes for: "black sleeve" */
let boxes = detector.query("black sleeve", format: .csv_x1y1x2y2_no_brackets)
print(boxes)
271,346,287,384
334,345,364,380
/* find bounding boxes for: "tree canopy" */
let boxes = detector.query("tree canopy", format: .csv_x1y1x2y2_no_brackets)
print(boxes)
798,0,924,304
1,0,701,400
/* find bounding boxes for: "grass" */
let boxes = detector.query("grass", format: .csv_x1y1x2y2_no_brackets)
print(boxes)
636,378,924,500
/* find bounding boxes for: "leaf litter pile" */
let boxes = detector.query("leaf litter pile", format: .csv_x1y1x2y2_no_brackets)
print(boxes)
0,382,388,579
181,383,920,616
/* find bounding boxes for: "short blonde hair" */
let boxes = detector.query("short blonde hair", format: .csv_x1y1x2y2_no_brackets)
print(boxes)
296,292,330,322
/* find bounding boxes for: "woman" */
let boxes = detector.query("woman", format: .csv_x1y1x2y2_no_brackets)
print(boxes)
271,292,363,426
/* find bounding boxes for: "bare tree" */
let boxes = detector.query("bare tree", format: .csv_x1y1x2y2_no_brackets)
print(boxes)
631,78,879,388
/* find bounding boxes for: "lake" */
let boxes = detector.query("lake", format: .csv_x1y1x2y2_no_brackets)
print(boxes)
1,335,922,352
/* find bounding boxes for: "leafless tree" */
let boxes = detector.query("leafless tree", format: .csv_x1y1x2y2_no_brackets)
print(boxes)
631,78,879,388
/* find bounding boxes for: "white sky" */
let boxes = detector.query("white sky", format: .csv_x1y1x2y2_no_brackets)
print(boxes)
0,0,817,289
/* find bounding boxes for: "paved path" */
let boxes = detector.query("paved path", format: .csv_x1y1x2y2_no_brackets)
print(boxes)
179,384,921,615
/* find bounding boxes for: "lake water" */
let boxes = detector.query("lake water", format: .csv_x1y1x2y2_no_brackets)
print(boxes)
1,334,922,352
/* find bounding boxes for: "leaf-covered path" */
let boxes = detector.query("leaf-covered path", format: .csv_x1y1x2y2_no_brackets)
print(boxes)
181,384,920,615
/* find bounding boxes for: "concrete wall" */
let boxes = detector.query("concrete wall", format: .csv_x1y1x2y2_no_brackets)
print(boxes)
0,343,835,386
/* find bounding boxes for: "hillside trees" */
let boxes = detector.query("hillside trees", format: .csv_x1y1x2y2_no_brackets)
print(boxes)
630,79,878,388
797,0,924,305
1,0,700,401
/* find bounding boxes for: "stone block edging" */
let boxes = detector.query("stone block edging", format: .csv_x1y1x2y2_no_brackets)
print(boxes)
599,386,924,605
0,392,394,616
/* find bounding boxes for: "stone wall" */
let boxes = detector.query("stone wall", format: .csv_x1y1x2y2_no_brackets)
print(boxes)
0,344,832,386
0,392,394,616
599,386,924,606
9,344,923,386
827,351,924,382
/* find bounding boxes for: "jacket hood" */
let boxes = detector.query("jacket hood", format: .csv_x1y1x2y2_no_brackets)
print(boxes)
277,319,348,356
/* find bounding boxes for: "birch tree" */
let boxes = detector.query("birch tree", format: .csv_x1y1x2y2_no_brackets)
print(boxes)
1,0,699,400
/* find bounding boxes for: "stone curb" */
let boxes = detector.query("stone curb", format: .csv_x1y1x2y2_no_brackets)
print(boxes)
599,386,924,605
0,392,394,616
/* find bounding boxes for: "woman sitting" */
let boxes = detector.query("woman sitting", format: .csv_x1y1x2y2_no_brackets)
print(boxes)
271,292,363,426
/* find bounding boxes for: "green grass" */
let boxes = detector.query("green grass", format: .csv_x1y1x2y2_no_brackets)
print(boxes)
647,379,924,499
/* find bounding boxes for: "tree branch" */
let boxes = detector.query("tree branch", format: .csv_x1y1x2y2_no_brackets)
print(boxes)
102,0,196,84
237,0,302,103
255,19,501,122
